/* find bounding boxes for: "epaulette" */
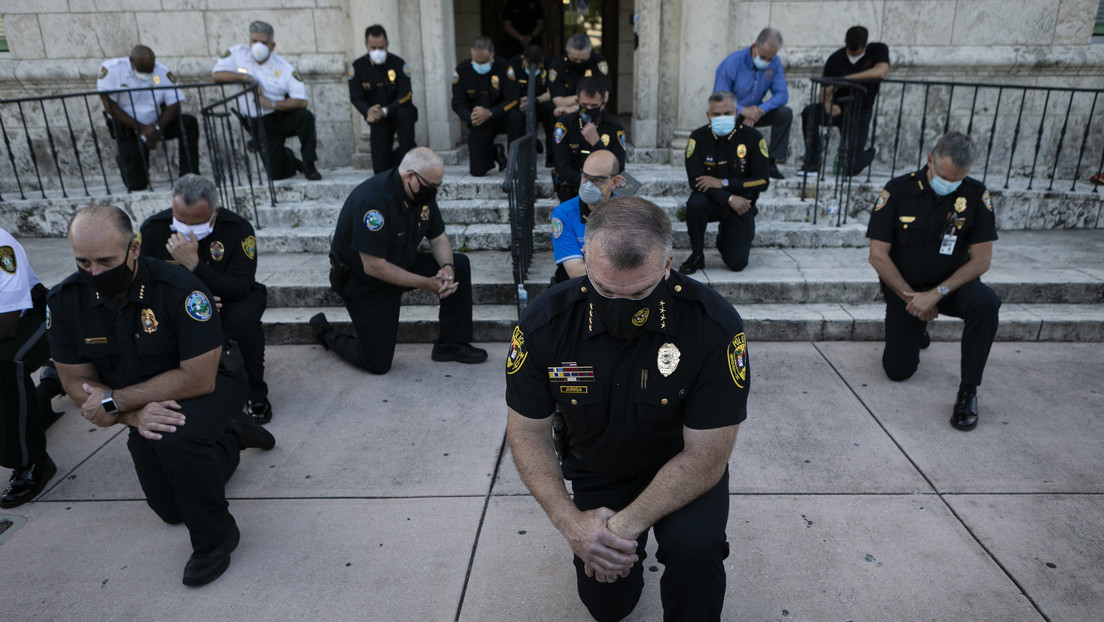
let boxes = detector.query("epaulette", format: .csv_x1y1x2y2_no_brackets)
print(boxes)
519,277,588,332
669,272,744,333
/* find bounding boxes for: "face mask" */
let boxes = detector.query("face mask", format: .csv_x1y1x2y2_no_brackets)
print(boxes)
408,176,438,204
752,55,770,70
587,274,666,341
579,107,598,125
846,51,864,64
710,115,736,136
368,49,388,64
526,66,538,77
930,174,962,196
568,59,589,73
251,41,271,62
80,246,135,299
578,181,603,205
170,216,215,241
132,66,153,82
472,61,492,75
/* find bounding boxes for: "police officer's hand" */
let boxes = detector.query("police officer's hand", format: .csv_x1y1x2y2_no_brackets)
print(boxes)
213,295,223,311
431,266,459,299
366,104,384,123
581,122,600,146
140,123,161,149
613,174,627,189
741,105,764,125
695,175,724,192
167,231,201,271
132,400,186,441
727,194,751,215
79,384,118,428
471,106,492,127
904,289,942,320
554,105,577,118
256,93,276,111
562,507,639,578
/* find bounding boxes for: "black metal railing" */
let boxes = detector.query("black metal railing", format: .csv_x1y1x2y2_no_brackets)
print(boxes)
506,76,539,318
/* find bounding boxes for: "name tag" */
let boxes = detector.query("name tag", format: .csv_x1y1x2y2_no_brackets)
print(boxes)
84,337,108,345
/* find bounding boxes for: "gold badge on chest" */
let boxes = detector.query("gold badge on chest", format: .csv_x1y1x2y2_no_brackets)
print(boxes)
737,144,747,159
421,205,430,221
657,343,681,377
954,197,967,213
141,308,159,334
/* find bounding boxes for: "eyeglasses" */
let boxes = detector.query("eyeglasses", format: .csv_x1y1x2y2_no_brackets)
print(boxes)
581,173,613,185
408,170,440,190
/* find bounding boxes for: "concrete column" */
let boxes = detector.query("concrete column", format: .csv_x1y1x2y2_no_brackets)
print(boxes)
668,0,734,155
416,0,460,151
631,0,662,149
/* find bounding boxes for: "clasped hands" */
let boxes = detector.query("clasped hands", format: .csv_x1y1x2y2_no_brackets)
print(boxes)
426,266,458,299
80,384,185,441
564,507,640,584
903,289,941,322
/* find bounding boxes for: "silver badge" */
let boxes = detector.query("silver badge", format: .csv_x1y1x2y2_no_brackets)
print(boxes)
657,343,681,377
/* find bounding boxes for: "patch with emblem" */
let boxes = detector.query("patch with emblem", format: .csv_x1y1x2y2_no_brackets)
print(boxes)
0,246,15,274
598,61,608,75
185,291,213,322
241,235,256,260
554,122,566,144
759,138,769,158
737,144,747,159
601,134,610,146
632,308,649,326
685,138,696,159
727,332,748,388
982,190,993,212
292,70,303,82
99,66,108,79
492,75,500,89
452,70,459,85
45,305,51,330
507,66,516,80
506,326,528,375
548,69,557,83
365,210,385,231
219,49,232,59
618,130,626,150
388,69,396,83
209,240,225,261
403,64,411,77
152,75,161,85
167,71,177,84
141,308,159,334
657,342,681,377
548,363,595,382
954,197,967,213
348,65,355,79
551,217,564,239
875,189,890,211
421,205,430,221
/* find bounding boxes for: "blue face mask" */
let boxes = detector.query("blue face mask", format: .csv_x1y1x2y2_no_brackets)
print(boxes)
472,61,492,75
752,55,770,70
710,115,736,136
930,173,963,196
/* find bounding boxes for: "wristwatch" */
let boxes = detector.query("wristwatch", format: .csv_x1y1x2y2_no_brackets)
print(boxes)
721,179,729,188
937,285,950,297
101,390,120,415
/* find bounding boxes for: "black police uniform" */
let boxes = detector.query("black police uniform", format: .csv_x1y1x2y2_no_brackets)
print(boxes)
547,52,612,108
865,167,1001,385
46,257,247,556
451,58,524,177
349,52,418,174
551,109,626,202
510,53,556,162
500,0,545,59
505,272,749,621
139,208,268,405
684,123,771,271
326,169,475,374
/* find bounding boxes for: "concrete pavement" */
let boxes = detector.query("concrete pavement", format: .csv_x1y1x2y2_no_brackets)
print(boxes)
1,340,1102,621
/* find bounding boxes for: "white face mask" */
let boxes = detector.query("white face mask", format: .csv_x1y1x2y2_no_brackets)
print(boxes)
132,67,153,82
170,215,215,241
368,49,387,64
250,41,271,63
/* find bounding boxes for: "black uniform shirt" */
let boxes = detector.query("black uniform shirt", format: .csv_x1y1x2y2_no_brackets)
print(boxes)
866,166,998,287
138,208,259,304
46,256,223,389
685,123,771,213
547,52,612,100
451,57,520,126
509,53,552,100
552,109,626,189
505,272,749,481
332,169,446,286
822,42,890,108
348,52,415,117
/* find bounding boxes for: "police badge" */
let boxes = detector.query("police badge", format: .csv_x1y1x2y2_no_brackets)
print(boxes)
657,343,680,377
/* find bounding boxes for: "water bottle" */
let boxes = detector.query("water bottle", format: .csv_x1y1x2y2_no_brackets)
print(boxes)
517,283,528,312
828,199,839,215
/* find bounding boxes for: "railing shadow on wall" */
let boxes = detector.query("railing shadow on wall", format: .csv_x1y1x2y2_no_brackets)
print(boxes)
0,81,277,225
799,77,1104,224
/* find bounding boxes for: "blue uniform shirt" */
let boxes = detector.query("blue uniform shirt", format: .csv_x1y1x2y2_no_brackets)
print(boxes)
713,47,788,114
550,196,588,265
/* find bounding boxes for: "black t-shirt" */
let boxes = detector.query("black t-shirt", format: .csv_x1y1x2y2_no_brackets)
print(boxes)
685,123,770,211
505,272,749,482
822,42,890,108
866,166,998,288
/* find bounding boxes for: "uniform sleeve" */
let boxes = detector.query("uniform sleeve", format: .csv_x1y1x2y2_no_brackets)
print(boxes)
158,65,184,107
212,50,238,74
169,285,225,361
286,65,308,101
96,61,116,94
712,56,734,94
451,68,472,123
731,132,770,201
966,187,998,245
553,121,581,188
348,196,391,259
604,123,627,172
0,246,33,314
138,220,171,262
349,63,371,117
871,43,890,67
192,224,257,303
45,292,82,365
390,61,414,111
491,66,520,119
548,60,567,99
865,185,898,243
426,202,445,240
684,133,706,191
683,324,749,429
551,206,581,264
504,323,554,419
760,61,788,112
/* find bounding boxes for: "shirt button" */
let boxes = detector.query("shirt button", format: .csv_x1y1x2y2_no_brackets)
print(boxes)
674,285,682,293
580,286,588,293
570,399,578,406
661,398,668,406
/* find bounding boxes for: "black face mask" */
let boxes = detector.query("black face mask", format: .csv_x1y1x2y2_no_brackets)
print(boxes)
80,245,135,299
579,106,602,125
568,59,589,73
408,176,438,205
587,274,667,341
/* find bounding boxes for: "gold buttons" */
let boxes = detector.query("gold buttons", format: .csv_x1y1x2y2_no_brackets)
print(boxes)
674,285,682,293
580,286,588,293
570,399,578,406
661,398,668,406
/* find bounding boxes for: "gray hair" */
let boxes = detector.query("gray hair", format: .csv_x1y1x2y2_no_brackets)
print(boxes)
932,132,977,171
584,197,673,270
755,27,782,49
708,90,736,105
173,174,219,213
399,147,444,173
69,205,134,240
566,33,592,53
250,20,275,40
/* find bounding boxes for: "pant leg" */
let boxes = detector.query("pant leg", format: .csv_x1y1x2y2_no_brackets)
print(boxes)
843,108,875,176
468,121,496,177
504,108,526,145
325,280,404,374
537,101,556,158
408,253,474,345
684,192,715,256
369,117,398,174
219,285,268,402
260,113,295,180
161,113,200,176
116,130,150,191
282,108,318,163
757,106,793,161
0,314,51,469
936,280,1001,387
716,207,755,272
882,288,925,381
391,106,418,167
801,104,839,168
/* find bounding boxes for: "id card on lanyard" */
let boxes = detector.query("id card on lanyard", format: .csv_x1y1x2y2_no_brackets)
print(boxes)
939,213,965,255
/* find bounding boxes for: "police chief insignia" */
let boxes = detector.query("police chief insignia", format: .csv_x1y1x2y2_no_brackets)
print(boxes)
551,217,564,239
954,197,967,213
632,308,649,326
759,139,769,158
554,122,566,144
982,190,993,212
727,332,748,387
874,189,890,211
141,308,159,334
685,138,696,158
209,240,225,261
365,210,385,231
0,246,15,274
657,343,681,377
241,235,256,260
737,144,747,159
506,326,527,375
185,291,213,322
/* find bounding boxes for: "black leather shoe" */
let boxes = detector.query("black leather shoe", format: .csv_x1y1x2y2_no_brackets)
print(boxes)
679,253,704,275
950,390,979,431
495,143,508,171
919,328,931,350
183,518,240,587
228,411,276,450
303,162,322,181
769,161,785,180
246,397,272,425
309,313,332,350
1,454,57,509
432,342,488,364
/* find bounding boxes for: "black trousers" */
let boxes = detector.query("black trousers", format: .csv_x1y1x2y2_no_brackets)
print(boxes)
740,106,792,161
325,253,474,374
126,364,247,555
534,100,556,162
685,191,756,271
882,280,1001,386
368,107,417,174
570,468,730,622
0,312,50,469
468,111,525,176
801,103,874,176
248,109,318,180
221,284,268,402
115,114,199,191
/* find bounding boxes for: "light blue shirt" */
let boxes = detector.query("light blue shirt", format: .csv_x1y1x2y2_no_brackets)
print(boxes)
713,47,788,114
550,197,587,265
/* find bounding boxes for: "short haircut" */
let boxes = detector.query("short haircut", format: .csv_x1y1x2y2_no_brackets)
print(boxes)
69,205,134,240
755,27,782,49
932,132,977,171
250,20,275,41
584,197,673,270
845,26,868,52
472,35,494,52
173,174,219,213
523,45,544,68
400,147,444,173
566,33,592,53
577,76,607,99
365,24,388,42
708,91,736,106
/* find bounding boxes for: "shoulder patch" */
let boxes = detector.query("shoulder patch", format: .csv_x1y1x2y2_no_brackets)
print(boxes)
759,138,768,158
292,70,303,82
727,332,748,388
618,130,626,151
99,66,108,80
452,70,459,85
219,49,232,59
348,65,355,79
0,246,16,274
598,61,609,75
982,190,993,212
874,189,890,211
45,304,51,330
685,138,696,159
554,122,566,144
551,217,564,239
403,63,411,78
166,71,177,84
507,65,516,80
506,326,528,375
548,68,557,83
185,291,213,322
241,235,257,260
365,210,385,231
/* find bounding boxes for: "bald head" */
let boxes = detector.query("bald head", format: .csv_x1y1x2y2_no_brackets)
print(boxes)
68,205,138,280
582,150,619,178
398,147,444,200
130,45,155,74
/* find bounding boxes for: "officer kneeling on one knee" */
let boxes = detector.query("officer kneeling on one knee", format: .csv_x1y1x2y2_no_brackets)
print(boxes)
866,131,1001,431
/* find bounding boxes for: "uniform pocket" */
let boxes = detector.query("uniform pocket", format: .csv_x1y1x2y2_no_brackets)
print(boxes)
554,383,607,443
633,380,686,436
